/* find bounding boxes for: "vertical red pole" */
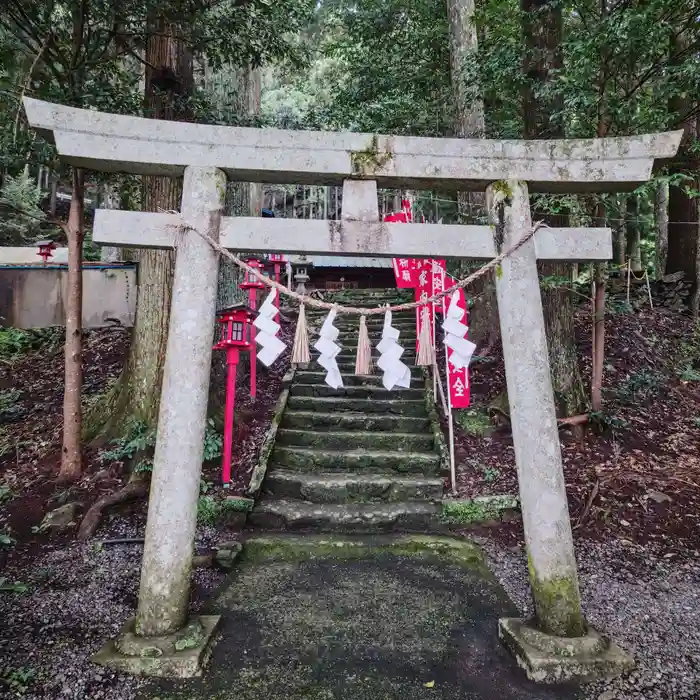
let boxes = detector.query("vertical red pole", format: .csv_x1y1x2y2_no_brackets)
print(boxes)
221,347,239,487
274,263,280,324
248,288,257,399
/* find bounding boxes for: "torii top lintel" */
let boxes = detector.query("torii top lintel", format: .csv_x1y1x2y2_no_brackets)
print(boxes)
23,98,682,193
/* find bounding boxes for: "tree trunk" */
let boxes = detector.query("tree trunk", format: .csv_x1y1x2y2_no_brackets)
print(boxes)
87,18,193,437
447,0,495,348
666,29,699,313
59,168,85,482
209,65,261,424
626,194,642,272
521,0,586,416
100,181,122,263
654,180,669,280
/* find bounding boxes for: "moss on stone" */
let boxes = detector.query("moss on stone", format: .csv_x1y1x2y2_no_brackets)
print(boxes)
350,135,393,176
527,555,586,638
455,407,493,437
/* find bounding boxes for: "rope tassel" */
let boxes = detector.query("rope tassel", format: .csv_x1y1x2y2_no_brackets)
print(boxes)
416,304,435,366
354,315,373,376
291,303,311,365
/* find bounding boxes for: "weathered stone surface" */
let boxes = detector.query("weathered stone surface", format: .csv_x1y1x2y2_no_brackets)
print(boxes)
214,541,243,571
486,181,584,638
92,615,220,678
281,410,431,433
135,166,226,638
249,499,440,532
499,617,634,684
271,446,440,474
276,428,434,451
25,98,681,192
264,470,443,503
286,395,428,417
293,371,407,387
94,210,613,261
40,503,78,531
291,383,424,400
441,495,520,525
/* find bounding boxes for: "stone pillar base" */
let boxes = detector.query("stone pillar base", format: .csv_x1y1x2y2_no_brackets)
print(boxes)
92,615,220,678
499,617,634,684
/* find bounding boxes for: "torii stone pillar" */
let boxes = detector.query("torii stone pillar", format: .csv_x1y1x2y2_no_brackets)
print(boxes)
487,181,583,636
93,166,226,676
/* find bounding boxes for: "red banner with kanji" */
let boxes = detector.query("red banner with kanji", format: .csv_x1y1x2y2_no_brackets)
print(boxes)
388,203,415,287
443,278,470,408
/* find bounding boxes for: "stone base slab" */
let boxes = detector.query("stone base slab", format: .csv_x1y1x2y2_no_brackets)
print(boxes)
92,615,220,678
499,617,634,684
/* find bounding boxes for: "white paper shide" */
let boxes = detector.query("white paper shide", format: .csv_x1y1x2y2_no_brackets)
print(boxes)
314,307,344,389
254,289,286,366
443,290,476,369
377,309,411,390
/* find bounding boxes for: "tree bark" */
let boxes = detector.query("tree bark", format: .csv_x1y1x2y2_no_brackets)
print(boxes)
447,0,495,347
100,181,121,263
626,194,642,272
666,29,699,313
654,180,669,280
59,168,85,482
521,0,586,416
88,18,193,436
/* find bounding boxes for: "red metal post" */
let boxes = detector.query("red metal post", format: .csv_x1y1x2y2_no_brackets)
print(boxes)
221,347,240,486
248,287,257,399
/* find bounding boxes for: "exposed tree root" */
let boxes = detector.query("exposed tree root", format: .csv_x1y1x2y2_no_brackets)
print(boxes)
77,478,148,541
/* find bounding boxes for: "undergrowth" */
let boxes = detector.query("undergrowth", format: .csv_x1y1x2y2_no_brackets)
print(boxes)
0,328,62,360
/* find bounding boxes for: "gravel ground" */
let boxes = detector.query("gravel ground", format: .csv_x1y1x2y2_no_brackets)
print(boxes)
2,527,698,699
477,535,700,700
0,516,226,700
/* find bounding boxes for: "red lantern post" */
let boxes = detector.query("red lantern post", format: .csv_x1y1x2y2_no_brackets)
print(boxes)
213,304,255,487
239,259,266,399
269,254,285,324
36,240,57,264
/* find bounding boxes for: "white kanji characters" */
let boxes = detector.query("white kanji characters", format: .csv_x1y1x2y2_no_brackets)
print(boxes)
402,270,412,282
432,274,444,292
399,258,409,268
418,270,428,286
452,376,466,397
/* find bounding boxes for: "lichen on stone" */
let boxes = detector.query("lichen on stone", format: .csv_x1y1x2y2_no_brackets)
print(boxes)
350,135,393,176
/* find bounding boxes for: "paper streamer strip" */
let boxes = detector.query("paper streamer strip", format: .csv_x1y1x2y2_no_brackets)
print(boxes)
313,307,344,389
377,309,411,390
254,289,286,366
443,290,476,370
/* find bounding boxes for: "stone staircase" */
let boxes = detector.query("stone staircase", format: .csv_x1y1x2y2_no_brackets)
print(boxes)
250,288,444,532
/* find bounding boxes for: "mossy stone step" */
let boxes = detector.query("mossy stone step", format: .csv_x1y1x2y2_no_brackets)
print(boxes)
281,410,431,433
291,384,424,400
271,445,440,473
287,396,427,416
263,470,444,503
322,351,417,362
276,428,434,451
294,371,412,387
249,499,440,532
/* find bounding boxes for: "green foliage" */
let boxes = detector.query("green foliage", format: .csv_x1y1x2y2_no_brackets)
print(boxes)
0,529,15,547
693,417,700,428
678,367,700,382
617,371,664,403
0,578,29,594
455,408,492,437
482,467,501,484
0,665,36,695
102,419,222,472
0,327,62,360
0,389,21,420
0,484,12,504
589,411,628,433
0,171,46,245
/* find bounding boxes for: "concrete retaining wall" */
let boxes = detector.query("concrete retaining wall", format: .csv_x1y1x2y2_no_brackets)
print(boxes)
0,265,136,328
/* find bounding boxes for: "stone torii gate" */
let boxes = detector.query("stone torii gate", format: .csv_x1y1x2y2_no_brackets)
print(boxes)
23,98,681,681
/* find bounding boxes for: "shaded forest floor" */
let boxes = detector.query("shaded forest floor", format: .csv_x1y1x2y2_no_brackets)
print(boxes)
453,293,700,556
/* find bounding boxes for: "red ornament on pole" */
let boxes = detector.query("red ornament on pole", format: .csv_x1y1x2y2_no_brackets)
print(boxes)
213,304,255,487
36,240,57,264
239,258,266,399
